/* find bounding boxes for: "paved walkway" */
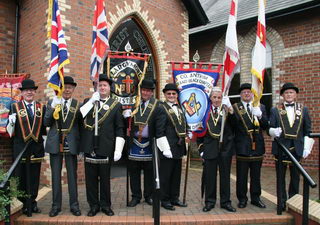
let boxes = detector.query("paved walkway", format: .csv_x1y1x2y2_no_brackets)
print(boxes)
34,161,318,217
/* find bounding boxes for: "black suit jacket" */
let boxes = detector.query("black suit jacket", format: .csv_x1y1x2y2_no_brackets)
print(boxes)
269,104,311,157
43,99,82,155
129,97,166,146
160,102,186,159
80,98,125,157
230,103,268,156
198,111,234,159
10,101,46,159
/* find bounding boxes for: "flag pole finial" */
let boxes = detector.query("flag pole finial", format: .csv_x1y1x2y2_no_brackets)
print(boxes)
193,50,200,63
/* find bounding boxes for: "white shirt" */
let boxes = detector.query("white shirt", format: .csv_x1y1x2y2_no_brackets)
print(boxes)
211,105,219,114
62,98,72,111
241,100,252,113
284,101,295,125
167,102,179,117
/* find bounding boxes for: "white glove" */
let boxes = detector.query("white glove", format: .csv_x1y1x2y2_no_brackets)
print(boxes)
114,137,125,161
89,92,100,104
303,136,314,159
222,96,232,108
8,113,16,125
122,109,132,118
156,136,173,158
252,106,262,118
51,96,61,108
187,131,193,140
200,152,203,158
269,127,282,138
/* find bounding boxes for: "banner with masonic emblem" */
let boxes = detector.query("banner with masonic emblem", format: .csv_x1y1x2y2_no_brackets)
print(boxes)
106,51,150,111
172,62,222,135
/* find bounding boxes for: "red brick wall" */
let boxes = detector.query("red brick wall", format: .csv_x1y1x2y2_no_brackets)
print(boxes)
0,0,16,73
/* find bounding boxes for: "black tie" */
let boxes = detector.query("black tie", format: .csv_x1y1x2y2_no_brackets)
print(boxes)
285,103,294,107
214,107,218,115
246,103,251,115
63,100,68,117
141,101,145,112
27,103,34,123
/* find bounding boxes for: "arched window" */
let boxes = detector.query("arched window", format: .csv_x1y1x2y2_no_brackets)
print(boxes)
107,18,156,81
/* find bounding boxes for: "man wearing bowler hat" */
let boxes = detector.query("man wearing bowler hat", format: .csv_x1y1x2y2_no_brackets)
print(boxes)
80,74,125,216
7,79,46,214
230,83,268,209
44,76,82,217
159,83,187,210
269,82,312,211
124,79,168,207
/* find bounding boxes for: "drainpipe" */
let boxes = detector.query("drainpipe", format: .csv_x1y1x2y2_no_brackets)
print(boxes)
13,0,20,73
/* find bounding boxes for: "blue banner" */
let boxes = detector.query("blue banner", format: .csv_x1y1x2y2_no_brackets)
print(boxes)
172,64,221,134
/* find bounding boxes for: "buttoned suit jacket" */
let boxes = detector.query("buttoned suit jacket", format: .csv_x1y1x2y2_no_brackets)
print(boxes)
43,99,82,155
269,104,311,157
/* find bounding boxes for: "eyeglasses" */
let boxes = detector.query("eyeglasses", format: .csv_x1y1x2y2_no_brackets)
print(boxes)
165,92,177,96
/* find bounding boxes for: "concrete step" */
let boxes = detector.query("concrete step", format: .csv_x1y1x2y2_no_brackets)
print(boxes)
15,212,293,225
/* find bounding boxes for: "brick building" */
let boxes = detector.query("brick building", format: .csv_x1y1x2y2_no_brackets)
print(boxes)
0,0,207,183
190,0,320,168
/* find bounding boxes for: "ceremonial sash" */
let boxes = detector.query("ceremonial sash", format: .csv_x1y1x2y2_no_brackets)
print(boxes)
84,98,118,130
277,103,303,139
234,102,260,134
134,98,158,126
55,99,79,133
207,109,223,139
15,101,43,142
162,102,186,137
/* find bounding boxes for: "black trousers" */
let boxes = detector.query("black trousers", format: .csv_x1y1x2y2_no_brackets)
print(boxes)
129,160,153,200
276,161,300,203
203,155,232,206
50,153,79,210
85,162,111,209
236,158,263,203
15,162,41,208
160,158,182,204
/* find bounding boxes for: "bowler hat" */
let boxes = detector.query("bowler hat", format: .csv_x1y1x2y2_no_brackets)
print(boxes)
99,74,113,86
280,82,299,95
141,79,155,89
239,83,252,93
19,79,38,90
162,83,179,93
64,76,77,87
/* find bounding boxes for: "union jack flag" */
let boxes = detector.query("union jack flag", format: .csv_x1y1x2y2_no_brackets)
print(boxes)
90,0,109,81
47,0,70,97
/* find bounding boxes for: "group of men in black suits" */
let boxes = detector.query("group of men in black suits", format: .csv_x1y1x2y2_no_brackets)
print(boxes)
198,82,312,213
6,76,312,217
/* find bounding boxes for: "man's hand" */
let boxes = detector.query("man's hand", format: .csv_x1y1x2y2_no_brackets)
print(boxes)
269,127,282,138
89,92,100,104
222,96,232,108
252,106,262,118
51,96,61,108
8,113,17,125
122,109,132,118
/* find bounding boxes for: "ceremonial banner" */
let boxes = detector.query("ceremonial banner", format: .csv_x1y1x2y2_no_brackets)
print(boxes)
222,0,240,96
251,0,266,107
172,63,222,134
106,51,150,110
47,0,70,97
0,74,28,136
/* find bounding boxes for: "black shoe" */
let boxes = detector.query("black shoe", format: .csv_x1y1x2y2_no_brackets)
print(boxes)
281,202,286,211
251,200,266,208
238,201,247,208
70,208,81,216
87,208,100,217
145,198,153,206
101,207,114,216
32,206,41,213
171,200,187,207
221,203,236,212
161,202,175,211
49,208,61,217
202,203,215,212
128,198,140,207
